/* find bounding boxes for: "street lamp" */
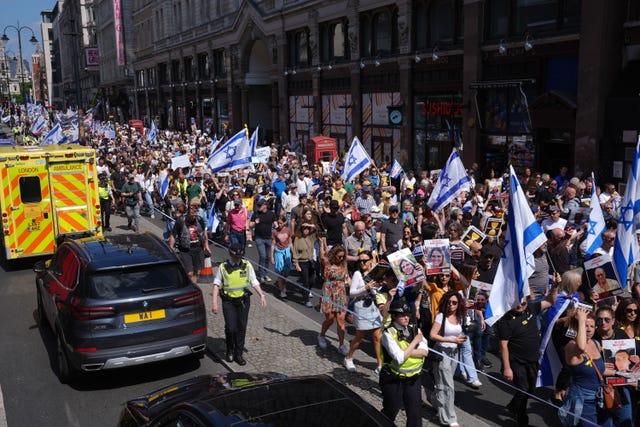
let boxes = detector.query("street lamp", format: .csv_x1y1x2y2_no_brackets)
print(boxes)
1,23,38,104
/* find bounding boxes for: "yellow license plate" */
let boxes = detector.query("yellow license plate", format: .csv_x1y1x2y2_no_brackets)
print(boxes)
124,309,166,324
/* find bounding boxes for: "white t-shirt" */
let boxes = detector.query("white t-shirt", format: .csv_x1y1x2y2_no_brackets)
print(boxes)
434,312,462,349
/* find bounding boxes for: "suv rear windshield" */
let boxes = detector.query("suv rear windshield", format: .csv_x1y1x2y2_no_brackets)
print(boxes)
88,264,188,299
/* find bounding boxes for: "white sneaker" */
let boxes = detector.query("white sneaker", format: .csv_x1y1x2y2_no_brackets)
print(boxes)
305,300,314,308
317,335,328,349
279,290,287,298
343,358,356,372
150,214,155,219
467,380,482,389
339,343,349,356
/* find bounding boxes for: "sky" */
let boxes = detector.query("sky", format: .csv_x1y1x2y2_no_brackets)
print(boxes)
0,0,56,63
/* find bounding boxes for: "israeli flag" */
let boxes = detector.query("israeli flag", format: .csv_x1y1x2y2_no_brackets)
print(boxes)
206,128,251,173
614,137,640,286
68,124,80,144
29,115,47,136
40,123,67,145
390,159,404,179
1,115,10,124
207,206,220,232
249,125,259,156
147,120,158,144
330,157,338,174
159,172,170,199
427,148,471,212
341,137,372,183
485,166,546,326
585,173,606,257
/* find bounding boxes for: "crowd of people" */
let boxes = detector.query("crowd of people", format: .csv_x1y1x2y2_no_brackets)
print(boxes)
11,113,640,426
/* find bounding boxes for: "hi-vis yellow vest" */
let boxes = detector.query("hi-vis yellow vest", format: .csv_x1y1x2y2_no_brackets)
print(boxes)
220,261,251,298
98,184,110,199
383,325,424,377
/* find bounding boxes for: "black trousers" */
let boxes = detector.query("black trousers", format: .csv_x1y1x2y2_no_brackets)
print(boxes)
100,198,111,229
509,359,539,426
298,261,314,302
222,296,250,358
380,372,422,427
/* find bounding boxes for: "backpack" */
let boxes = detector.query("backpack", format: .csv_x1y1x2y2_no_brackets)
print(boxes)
177,216,205,249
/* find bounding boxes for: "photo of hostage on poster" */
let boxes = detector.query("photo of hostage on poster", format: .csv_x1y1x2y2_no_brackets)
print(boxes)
423,239,451,275
584,254,623,301
602,338,640,386
387,248,426,286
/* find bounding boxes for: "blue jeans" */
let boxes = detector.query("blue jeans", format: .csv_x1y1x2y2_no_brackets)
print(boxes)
455,337,479,383
255,237,271,279
229,229,246,247
471,324,492,363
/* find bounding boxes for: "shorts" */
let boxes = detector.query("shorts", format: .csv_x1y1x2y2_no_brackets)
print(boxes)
178,247,205,274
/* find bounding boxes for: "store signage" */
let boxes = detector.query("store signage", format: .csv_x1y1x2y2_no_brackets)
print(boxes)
422,101,464,116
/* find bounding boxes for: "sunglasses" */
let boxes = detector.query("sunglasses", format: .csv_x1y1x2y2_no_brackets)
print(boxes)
447,300,459,306
596,317,612,324
440,274,451,278
626,308,639,314
359,258,372,263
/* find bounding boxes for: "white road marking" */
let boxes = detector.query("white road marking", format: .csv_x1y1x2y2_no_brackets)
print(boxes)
0,383,7,427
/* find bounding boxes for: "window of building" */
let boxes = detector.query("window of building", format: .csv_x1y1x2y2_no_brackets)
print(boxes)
213,49,225,78
184,56,194,81
171,60,181,82
158,63,168,84
414,0,463,49
486,0,581,40
288,29,310,67
319,19,349,62
197,53,209,79
360,6,398,57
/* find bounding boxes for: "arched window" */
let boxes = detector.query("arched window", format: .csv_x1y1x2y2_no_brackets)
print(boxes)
486,0,580,40
360,6,398,57
333,22,345,58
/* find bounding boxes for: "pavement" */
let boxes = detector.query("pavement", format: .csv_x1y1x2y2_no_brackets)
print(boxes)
107,210,492,427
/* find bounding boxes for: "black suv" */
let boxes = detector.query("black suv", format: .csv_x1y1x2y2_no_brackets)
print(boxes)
35,233,207,383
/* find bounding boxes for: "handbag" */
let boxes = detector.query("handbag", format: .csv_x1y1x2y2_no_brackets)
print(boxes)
592,354,622,410
426,317,446,364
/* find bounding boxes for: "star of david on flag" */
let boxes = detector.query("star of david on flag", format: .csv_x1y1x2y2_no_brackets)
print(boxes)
485,165,546,326
614,137,640,286
146,121,158,144
206,127,251,173
584,173,606,257
341,137,373,183
427,148,470,212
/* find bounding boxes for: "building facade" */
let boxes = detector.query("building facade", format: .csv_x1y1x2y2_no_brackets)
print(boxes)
44,0,637,183
39,8,56,106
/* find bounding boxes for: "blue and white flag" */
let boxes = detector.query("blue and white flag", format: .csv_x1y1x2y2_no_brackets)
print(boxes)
68,124,80,144
40,123,67,145
614,138,640,286
427,148,471,212
341,137,372,183
330,157,338,174
147,120,158,144
249,125,259,156
1,115,10,123
485,166,547,326
585,173,606,257
29,115,47,136
159,172,170,199
206,128,251,173
207,135,220,154
207,206,220,232
390,159,404,179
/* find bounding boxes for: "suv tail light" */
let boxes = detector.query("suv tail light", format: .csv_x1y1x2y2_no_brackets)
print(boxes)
71,305,115,320
173,290,203,307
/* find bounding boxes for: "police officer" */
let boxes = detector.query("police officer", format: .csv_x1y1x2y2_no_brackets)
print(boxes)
379,300,429,427
212,243,267,365
98,173,116,232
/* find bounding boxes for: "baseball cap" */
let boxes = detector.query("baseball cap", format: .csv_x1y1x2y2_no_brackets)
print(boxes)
256,198,267,207
128,173,135,179
233,199,242,205
389,205,400,213
549,206,561,212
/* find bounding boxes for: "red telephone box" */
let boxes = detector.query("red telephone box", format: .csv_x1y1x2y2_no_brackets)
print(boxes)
128,120,145,137
306,135,337,164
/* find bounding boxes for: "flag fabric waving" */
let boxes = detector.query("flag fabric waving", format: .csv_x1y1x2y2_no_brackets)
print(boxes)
30,115,47,136
159,171,170,199
614,138,640,286
40,123,67,145
585,173,606,257
249,125,259,156
427,148,471,212
341,137,373,183
389,159,404,179
207,206,220,232
147,121,158,144
206,128,251,173
485,166,547,326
